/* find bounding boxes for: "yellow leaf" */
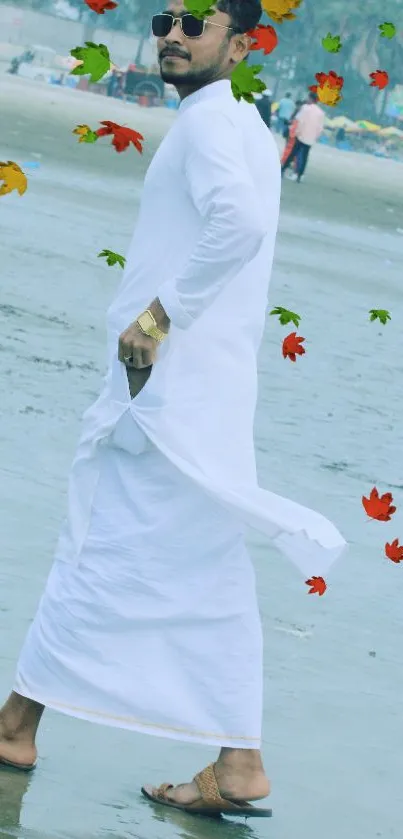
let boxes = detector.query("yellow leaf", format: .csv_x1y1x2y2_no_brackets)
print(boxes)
317,82,342,106
0,161,27,196
261,0,302,24
73,124,91,137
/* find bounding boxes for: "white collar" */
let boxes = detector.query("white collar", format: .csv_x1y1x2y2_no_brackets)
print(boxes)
178,79,232,114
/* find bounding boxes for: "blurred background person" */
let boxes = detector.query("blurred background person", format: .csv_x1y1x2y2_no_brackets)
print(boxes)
280,98,304,172
277,91,295,137
255,88,272,129
107,69,123,98
281,91,325,182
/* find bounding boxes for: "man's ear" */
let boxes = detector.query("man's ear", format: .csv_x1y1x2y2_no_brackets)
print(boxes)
238,33,252,59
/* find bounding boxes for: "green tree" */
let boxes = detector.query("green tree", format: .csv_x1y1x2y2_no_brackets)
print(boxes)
132,0,164,65
68,0,164,63
261,0,403,120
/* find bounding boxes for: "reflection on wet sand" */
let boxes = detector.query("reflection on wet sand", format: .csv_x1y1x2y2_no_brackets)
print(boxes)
0,768,32,838
142,795,262,839
0,763,262,839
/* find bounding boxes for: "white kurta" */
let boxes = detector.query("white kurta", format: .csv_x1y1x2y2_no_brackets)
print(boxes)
14,80,347,747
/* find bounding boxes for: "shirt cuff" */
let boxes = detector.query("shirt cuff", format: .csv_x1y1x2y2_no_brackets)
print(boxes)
156,279,195,330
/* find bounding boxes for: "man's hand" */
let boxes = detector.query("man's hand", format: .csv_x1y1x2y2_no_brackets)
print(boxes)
118,321,158,370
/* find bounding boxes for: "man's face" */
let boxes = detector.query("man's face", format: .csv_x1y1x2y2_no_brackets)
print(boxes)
156,2,250,98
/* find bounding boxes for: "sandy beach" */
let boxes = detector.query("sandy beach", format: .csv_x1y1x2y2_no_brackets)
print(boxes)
1,75,403,839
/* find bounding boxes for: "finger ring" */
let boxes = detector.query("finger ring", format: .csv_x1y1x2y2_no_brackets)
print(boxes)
123,355,132,363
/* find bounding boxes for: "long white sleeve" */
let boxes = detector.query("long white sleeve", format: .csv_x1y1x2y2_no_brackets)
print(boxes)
156,107,267,330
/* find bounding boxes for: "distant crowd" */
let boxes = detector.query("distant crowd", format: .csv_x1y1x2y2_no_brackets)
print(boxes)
255,90,325,183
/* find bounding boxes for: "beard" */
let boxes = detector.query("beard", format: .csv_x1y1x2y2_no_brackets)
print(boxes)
159,61,222,87
159,39,230,87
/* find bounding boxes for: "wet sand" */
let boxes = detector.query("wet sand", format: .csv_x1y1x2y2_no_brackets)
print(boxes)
1,75,403,839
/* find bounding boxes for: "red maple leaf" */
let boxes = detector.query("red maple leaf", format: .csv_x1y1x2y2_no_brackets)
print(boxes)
385,538,403,564
84,0,118,12
369,70,389,90
311,70,344,90
362,487,396,521
306,576,327,596
310,72,327,91
95,121,144,153
282,332,305,362
247,24,278,55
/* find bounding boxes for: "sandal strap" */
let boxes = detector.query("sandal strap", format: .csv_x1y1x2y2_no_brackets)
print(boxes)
194,763,225,805
155,782,174,800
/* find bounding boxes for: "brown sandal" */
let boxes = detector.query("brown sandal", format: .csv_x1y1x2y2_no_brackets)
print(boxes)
141,762,272,818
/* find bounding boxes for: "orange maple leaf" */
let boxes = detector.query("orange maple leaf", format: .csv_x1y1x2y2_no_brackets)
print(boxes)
311,70,344,90
312,71,329,88
95,121,144,153
247,24,278,55
84,0,118,13
385,539,403,564
282,332,305,362
362,487,396,521
309,71,344,106
369,70,389,90
325,70,344,89
306,576,327,596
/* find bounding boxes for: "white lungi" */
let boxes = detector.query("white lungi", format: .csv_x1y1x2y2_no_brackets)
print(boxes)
13,79,347,747
14,437,263,748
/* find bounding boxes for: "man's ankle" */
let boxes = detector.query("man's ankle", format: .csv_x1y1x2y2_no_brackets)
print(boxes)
216,748,264,771
0,714,23,740
0,693,44,741
0,711,36,741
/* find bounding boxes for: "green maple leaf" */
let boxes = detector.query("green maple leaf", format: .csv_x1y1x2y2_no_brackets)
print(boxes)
369,309,391,325
270,306,301,328
231,62,265,103
82,130,99,144
322,32,342,53
183,0,216,19
379,22,396,39
70,42,112,83
98,249,126,268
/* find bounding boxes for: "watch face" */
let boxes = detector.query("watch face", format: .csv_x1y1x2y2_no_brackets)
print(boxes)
139,312,153,330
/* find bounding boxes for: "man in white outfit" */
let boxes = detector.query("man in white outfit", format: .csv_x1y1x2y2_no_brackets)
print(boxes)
0,0,346,819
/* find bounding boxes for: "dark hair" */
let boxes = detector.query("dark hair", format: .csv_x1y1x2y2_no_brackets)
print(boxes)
215,0,262,35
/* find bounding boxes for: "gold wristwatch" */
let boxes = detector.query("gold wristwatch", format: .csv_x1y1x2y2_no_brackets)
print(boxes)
136,309,167,343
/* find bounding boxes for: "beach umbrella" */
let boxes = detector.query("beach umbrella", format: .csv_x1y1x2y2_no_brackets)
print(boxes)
345,124,363,133
355,120,381,132
328,115,357,130
378,126,403,137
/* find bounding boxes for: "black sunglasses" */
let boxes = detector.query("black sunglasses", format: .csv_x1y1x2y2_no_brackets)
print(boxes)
152,12,234,39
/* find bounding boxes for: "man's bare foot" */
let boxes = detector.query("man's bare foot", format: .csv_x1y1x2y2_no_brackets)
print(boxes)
153,759,270,806
0,693,44,768
0,721,37,769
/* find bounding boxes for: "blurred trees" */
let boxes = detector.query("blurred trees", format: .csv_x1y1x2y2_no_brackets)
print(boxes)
10,0,164,63
260,0,403,118
7,0,403,111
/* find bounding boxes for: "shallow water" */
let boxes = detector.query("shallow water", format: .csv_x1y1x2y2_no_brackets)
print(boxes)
1,87,403,839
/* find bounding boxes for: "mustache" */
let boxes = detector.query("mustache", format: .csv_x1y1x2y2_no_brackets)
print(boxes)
160,51,188,59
